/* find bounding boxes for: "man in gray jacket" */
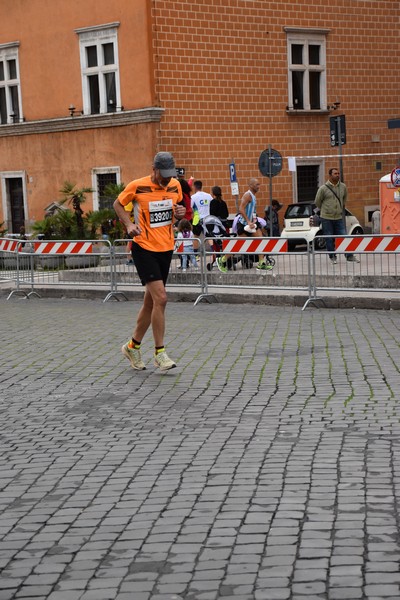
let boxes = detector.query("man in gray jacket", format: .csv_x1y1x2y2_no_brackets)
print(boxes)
315,168,358,264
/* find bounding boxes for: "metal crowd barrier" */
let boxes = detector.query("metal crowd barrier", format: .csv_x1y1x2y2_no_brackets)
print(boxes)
306,233,400,310
195,235,312,306
110,237,208,302
1,234,399,309
0,238,113,300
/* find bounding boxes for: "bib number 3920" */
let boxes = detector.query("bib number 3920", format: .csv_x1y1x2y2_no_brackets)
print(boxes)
149,199,173,228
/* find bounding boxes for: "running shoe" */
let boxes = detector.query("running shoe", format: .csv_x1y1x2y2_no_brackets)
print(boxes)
121,343,146,370
154,351,176,371
216,257,228,273
256,261,273,271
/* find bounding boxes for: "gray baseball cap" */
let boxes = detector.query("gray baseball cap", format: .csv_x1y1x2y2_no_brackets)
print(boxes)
153,152,177,178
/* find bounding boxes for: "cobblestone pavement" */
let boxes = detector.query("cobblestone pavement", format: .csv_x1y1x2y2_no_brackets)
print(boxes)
1,298,400,600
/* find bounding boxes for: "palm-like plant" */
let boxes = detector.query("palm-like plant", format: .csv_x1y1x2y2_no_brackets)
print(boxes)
59,181,93,239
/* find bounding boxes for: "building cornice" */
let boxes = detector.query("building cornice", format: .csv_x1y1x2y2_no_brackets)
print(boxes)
284,27,331,35
0,107,164,138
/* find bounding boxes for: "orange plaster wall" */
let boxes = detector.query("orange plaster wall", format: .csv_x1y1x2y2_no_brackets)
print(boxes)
0,0,154,120
0,123,157,225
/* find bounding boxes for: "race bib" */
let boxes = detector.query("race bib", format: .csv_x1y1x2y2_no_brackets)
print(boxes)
149,199,173,228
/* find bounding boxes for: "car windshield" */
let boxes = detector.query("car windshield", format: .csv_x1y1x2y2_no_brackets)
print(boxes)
285,204,313,218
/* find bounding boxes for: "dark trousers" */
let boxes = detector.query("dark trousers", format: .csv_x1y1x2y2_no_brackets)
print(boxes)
320,217,353,259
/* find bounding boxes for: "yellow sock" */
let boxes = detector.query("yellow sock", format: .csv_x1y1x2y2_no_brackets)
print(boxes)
155,347,165,354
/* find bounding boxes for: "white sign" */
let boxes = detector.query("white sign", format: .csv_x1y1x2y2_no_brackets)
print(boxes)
288,157,297,172
230,182,239,196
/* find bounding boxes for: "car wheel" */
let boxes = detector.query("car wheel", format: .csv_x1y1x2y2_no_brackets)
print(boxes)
314,233,326,250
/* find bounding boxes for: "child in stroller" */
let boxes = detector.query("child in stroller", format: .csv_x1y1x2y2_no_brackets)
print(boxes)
201,215,229,271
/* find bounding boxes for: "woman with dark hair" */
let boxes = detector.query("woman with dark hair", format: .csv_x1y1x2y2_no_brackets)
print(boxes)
209,185,229,229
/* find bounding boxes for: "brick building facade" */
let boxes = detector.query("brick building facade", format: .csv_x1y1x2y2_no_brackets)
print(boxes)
0,0,398,233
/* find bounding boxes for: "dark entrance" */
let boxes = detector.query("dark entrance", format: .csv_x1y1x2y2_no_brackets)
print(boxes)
7,177,25,232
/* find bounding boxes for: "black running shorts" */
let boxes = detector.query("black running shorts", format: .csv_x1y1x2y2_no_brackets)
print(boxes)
131,243,173,286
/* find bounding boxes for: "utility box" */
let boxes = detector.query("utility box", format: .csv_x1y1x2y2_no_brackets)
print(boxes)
380,173,400,234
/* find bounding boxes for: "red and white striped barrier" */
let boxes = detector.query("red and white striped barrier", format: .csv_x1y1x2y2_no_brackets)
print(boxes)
222,238,288,253
33,241,93,254
335,236,400,253
0,239,18,252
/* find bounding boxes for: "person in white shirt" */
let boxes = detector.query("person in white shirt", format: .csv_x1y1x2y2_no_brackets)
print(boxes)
191,180,212,235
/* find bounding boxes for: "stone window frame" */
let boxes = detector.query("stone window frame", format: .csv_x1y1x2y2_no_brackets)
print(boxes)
75,23,121,116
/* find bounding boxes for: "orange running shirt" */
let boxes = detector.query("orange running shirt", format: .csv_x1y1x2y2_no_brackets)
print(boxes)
116,175,182,252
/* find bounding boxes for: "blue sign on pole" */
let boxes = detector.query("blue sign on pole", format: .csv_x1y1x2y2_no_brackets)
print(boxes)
229,162,237,183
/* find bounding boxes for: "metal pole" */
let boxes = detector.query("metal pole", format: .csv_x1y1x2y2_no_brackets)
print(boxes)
336,117,346,224
268,145,273,238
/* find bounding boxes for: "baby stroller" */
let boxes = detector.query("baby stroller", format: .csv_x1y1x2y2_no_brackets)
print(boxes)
201,215,230,271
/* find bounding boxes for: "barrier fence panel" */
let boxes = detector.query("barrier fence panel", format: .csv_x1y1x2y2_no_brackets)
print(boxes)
0,238,114,300
309,234,400,307
0,238,23,288
196,235,313,305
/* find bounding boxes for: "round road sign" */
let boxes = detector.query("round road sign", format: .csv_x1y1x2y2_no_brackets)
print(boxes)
390,167,400,188
258,148,283,178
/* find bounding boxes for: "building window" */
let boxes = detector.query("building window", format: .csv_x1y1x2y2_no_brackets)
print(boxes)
92,167,120,210
296,164,321,203
286,30,328,111
76,23,121,116
289,160,324,203
0,43,22,124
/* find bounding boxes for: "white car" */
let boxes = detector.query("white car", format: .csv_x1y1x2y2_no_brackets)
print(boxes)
280,203,363,250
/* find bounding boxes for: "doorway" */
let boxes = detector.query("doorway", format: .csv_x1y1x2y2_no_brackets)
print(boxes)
1,174,26,233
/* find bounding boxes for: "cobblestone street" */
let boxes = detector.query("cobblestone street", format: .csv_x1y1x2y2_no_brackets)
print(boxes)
1,298,400,600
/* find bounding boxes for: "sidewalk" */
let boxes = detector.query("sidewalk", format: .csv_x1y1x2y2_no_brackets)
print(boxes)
1,298,400,599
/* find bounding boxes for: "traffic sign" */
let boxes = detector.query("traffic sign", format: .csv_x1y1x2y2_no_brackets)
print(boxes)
258,148,283,178
390,167,400,188
230,182,239,196
229,162,237,183
330,115,346,146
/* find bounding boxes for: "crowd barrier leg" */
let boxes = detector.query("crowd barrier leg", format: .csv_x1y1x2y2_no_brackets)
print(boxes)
103,245,128,302
301,243,326,310
7,247,41,300
194,239,218,305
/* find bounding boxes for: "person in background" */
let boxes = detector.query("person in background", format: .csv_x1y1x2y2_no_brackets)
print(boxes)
177,169,193,223
113,151,185,371
264,199,283,237
216,178,272,272
210,186,229,230
175,219,198,272
191,180,212,236
315,167,359,264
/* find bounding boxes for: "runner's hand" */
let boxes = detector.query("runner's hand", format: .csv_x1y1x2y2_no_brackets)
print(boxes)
127,223,141,237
